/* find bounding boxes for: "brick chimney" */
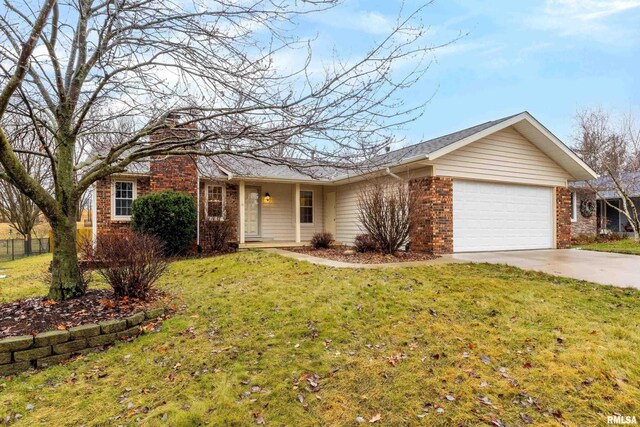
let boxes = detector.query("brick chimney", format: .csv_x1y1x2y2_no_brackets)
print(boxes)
149,115,198,198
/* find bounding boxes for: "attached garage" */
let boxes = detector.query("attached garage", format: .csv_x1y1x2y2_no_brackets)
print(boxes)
453,181,554,252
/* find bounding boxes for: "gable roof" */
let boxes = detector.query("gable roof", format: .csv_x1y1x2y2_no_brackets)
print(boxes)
125,111,599,182
369,113,521,167
353,111,597,181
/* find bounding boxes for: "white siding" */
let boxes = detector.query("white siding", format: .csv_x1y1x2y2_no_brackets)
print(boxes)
432,127,572,187
335,182,362,245
247,182,323,241
333,169,432,245
259,183,295,241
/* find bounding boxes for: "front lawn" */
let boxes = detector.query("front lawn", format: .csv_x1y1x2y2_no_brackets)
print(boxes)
1,252,639,425
576,238,640,255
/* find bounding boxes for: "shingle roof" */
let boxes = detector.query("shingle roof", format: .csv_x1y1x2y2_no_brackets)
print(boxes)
368,113,522,167
571,172,640,199
197,155,346,181
126,112,524,181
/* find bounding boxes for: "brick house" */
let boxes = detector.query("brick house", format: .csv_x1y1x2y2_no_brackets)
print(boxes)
93,112,597,254
569,172,640,238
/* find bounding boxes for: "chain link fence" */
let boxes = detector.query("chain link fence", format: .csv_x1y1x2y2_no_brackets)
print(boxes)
0,237,50,262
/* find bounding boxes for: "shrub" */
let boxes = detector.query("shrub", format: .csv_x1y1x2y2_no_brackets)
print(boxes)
354,234,378,253
201,202,238,252
83,230,167,300
357,181,416,254
310,232,334,249
131,191,197,256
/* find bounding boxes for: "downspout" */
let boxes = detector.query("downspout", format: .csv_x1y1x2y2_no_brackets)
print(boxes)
385,168,403,181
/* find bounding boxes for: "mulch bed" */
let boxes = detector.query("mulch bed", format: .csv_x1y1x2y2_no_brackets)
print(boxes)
287,247,437,264
0,290,167,338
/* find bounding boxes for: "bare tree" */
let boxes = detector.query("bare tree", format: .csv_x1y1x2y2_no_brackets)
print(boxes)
357,180,415,253
0,115,51,248
573,109,640,241
0,0,445,300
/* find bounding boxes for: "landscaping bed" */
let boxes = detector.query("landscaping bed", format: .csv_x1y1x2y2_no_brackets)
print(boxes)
0,289,167,338
287,246,437,263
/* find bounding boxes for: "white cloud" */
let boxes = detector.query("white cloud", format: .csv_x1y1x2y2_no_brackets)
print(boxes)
530,0,640,41
309,9,395,35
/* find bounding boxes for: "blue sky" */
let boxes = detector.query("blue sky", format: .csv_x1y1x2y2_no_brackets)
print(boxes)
297,0,640,147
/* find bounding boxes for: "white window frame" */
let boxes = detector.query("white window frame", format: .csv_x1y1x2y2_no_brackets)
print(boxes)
300,189,314,225
571,191,578,223
206,183,226,220
111,180,137,221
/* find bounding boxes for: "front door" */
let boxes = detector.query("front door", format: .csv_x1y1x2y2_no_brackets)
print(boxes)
245,187,260,237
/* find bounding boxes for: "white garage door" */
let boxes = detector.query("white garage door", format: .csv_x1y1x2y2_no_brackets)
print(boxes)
453,181,554,252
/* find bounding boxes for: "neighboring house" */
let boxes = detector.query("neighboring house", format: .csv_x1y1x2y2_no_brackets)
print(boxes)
93,111,597,254
570,172,640,237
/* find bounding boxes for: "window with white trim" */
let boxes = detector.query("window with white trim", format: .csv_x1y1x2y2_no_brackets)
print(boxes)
571,192,578,222
207,184,225,220
113,181,135,219
300,190,313,224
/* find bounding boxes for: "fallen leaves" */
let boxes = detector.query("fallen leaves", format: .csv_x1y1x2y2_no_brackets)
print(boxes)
369,413,381,423
387,353,407,366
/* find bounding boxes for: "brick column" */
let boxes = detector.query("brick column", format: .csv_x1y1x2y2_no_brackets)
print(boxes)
556,187,572,249
409,177,453,255
571,188,597,238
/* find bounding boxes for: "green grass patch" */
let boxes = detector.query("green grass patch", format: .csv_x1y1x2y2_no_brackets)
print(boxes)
1,252,639,426
577,239,640,255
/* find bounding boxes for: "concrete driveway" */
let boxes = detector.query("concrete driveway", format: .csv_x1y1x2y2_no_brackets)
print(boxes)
452,249,640,289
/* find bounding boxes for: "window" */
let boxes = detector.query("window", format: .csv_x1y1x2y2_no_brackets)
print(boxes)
571,192,578,222
207,184,225,220
300,190,313,224
113,181,135,219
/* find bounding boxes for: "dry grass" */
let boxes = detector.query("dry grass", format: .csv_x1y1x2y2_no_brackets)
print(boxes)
0,252,639,426
0,222,51,240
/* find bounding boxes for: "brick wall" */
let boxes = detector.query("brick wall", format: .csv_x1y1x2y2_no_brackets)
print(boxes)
198,181,239,251
96,176,150,239
409,177,453,255
556,187,572,249
96,121,200,240
571,188,597,238
149,155,198,197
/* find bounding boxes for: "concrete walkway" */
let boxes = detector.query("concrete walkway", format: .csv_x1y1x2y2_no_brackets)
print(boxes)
263,248,461,269
453,249,640,289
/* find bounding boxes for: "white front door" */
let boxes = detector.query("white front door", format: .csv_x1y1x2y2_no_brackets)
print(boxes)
245,187,260,236
324,191,336,235
453,181,554,252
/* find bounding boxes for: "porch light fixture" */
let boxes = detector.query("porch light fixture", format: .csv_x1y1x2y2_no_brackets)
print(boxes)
264,192,271,203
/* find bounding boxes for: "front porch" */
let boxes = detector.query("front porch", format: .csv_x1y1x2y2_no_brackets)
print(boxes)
200,178,337,248
597,197,640,234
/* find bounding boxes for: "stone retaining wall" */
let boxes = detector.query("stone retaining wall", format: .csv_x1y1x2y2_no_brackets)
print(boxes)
0,307,167,376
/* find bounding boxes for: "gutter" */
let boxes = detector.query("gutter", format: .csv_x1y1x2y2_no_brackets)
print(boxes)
218,166,234,181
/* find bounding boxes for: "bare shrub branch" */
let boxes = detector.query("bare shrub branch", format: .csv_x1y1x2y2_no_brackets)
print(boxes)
357,180,415,253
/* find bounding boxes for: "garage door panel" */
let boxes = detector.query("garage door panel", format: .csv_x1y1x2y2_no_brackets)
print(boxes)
453,181,553,252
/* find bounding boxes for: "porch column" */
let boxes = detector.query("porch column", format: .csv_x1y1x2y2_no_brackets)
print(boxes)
239,181,246,244
295,183,301,243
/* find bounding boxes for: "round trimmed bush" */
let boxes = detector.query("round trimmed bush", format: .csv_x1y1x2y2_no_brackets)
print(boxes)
131,191,197,255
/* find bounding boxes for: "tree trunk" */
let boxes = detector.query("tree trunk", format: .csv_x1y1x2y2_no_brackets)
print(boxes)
48,215,85,300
